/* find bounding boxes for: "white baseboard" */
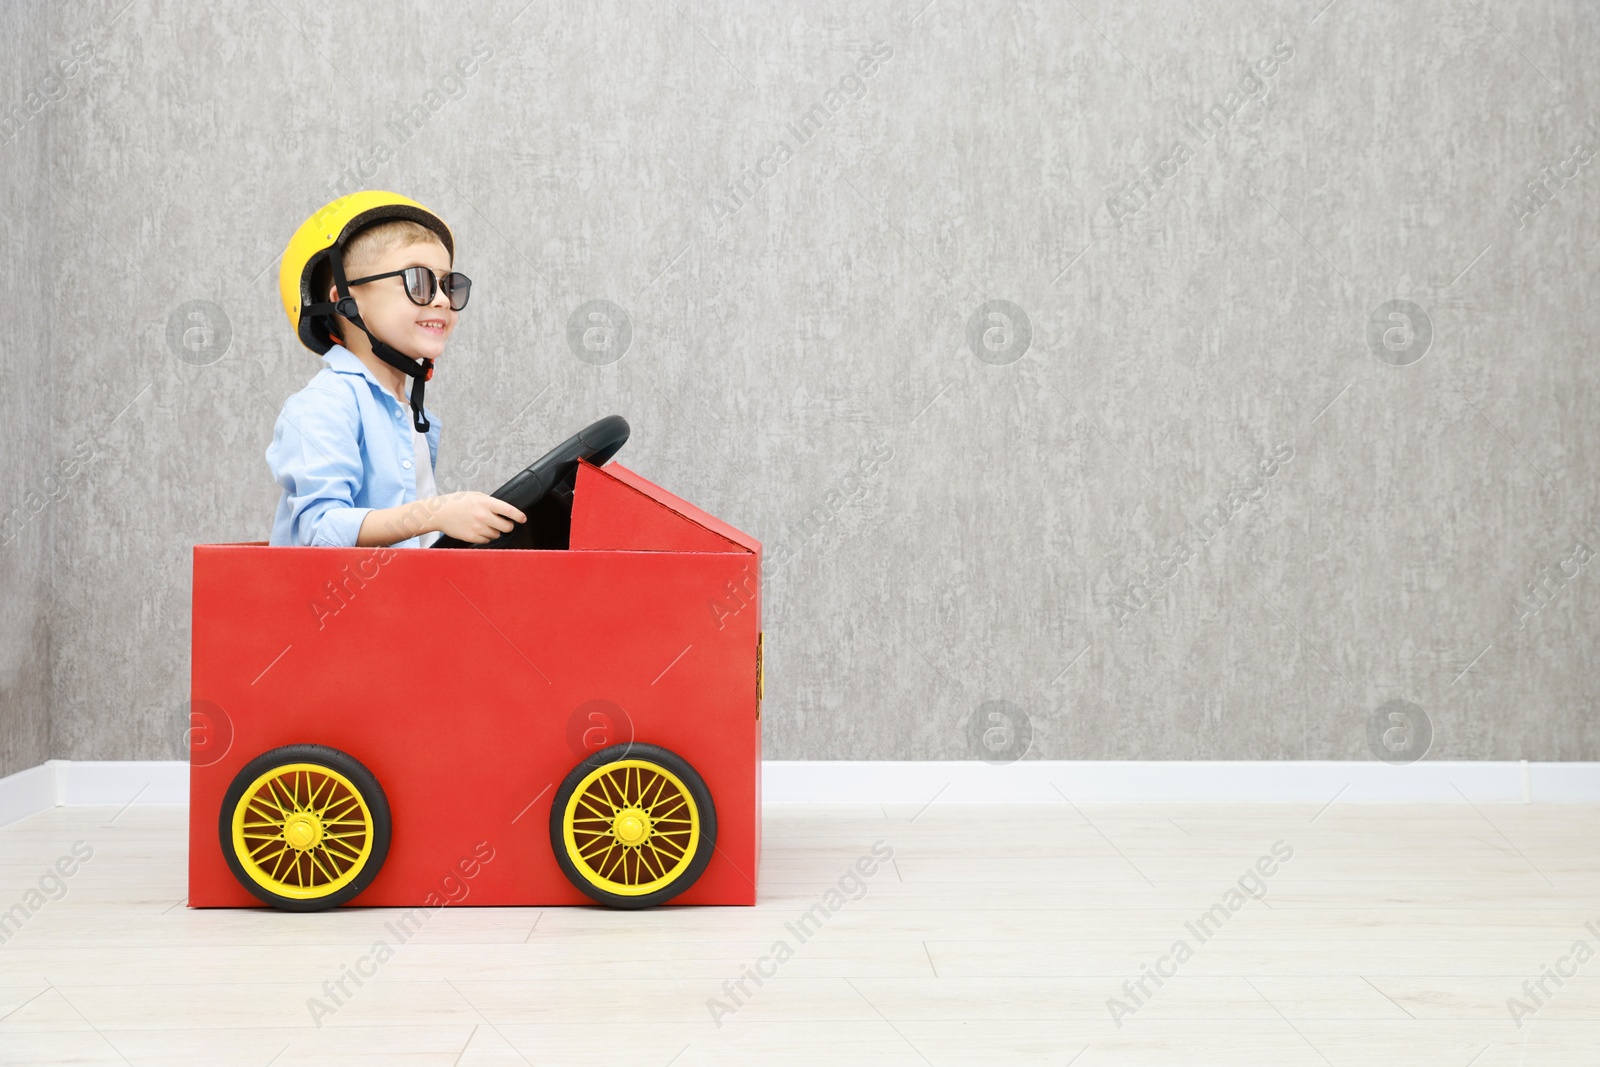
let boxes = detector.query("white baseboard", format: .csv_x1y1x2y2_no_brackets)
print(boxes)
761,760,1600,804
2,759,1597,829
0,762,58,830
0,760,188,829
56,760,189,806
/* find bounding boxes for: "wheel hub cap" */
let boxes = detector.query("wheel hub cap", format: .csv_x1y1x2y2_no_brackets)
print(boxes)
283,811,323,851
613,807,651,846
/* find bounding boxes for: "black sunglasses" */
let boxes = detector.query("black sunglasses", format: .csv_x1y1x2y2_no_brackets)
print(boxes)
346,266,472,311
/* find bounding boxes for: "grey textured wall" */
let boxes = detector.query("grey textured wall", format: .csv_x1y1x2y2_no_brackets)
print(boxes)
8,1,1600,767
0,3,56,778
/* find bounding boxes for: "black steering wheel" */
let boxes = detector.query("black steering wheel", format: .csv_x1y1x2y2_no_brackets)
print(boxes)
432,415,630,550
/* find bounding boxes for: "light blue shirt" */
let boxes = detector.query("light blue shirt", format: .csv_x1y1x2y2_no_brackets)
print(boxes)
267,344,442,548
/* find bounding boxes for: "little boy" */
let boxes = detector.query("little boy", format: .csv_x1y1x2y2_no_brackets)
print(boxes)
268,190,525,547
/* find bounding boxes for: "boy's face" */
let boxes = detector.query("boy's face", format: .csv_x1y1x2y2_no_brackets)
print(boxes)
331,238,456,362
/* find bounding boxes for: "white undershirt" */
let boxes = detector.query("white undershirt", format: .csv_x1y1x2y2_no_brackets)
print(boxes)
412,425,443,548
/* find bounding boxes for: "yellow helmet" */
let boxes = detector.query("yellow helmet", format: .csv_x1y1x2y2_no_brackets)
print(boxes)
279,190,455,355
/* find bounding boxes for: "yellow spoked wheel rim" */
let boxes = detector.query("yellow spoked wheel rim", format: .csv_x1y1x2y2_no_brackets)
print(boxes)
229,763,376,900
562,759,701,897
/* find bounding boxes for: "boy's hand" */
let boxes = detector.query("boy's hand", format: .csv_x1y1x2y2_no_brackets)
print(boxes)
427,491,528,544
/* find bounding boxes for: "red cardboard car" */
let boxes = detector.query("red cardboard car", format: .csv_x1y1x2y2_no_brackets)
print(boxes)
188,424,762,910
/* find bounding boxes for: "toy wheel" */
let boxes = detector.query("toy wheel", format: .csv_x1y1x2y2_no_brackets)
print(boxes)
219,744,391,912
550,742,716,909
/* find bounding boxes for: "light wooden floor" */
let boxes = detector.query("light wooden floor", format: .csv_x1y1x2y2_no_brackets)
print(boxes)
1,800,1597,1065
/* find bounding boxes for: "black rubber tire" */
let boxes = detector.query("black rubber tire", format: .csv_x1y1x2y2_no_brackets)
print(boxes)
219,744,392,912
549,742,717,909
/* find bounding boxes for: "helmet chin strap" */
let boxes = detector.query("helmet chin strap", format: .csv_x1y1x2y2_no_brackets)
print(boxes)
326,247,435,433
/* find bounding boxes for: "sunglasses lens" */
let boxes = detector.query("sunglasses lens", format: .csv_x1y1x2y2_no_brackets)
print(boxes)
444,272,472,311
402,267,436,305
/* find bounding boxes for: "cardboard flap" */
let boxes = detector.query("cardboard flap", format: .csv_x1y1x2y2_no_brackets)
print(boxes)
569,461,755,553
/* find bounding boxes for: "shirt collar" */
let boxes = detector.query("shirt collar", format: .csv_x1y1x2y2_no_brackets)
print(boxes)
322,343,438,426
